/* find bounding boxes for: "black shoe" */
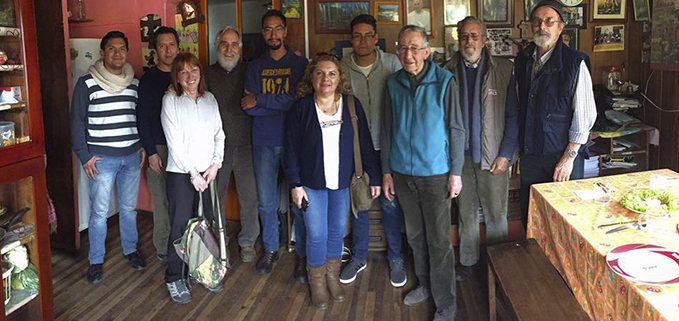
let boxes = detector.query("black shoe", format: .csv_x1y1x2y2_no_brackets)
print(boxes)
87,264,103,283
294,257,307,283
157,253,167,262
124,251,146,270
256,250,279,274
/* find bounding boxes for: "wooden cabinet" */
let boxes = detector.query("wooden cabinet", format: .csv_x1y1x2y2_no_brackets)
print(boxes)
589,129,650,176
0,0,54,319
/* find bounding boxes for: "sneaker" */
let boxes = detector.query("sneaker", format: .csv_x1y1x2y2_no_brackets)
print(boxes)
389,258,407,287
87,264,103,283
166,280,192,304
339,259,366,284
256,250,279,274
294,257,307,283
433,305,456,321
403,285,431,306
455,263,473,282
156,253,167,262
124,251,146,270
240,246,256,263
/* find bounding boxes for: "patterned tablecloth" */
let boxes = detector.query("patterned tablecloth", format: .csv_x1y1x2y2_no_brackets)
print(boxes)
527,169,679,321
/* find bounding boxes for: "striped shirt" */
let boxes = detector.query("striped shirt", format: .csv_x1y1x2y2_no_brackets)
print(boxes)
70,73,141,164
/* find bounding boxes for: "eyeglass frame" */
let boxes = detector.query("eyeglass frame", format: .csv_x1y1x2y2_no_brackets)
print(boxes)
351,33,376,41
531,17,564,28
397,45,428,55
262,25,286,34
458,33,485,41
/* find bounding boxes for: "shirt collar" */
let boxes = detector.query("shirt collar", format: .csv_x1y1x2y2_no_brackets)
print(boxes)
532,45,556,66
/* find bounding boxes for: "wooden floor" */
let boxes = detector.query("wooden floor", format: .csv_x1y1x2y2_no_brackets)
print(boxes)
51,213,507,321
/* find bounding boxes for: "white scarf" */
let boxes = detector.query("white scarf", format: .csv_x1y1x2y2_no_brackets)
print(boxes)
88,59,135,94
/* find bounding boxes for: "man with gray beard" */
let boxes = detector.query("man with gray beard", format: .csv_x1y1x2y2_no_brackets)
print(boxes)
444,16,518,282
515,0,596,230
204,26,260,263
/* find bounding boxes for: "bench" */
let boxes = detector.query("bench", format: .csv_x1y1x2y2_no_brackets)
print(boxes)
486,239,589,321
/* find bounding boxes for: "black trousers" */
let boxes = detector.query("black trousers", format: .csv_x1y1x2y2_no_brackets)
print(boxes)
165,172,214,283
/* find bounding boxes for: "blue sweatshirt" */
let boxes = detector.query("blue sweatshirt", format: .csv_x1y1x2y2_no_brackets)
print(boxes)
244,46,308,147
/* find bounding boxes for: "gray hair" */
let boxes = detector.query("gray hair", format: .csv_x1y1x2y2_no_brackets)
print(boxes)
457,16,487,36
397,25,429,48
214,26,243,49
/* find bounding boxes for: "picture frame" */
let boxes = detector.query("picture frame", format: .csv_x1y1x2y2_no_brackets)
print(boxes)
282,0,302,19
479,0,514,27
443,0,471,26
523,0,540,21
563,5,587,29
316,0,370,34
374,1,401,24
0,1,16,27
177,0,205,27
632,0,650,21
594,24,624,52
486,28,514,56
444,26,459,60
593,0,626,20
561,28,579,51
405,0,434,35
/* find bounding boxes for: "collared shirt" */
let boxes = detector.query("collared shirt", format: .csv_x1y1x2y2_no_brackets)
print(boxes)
463,59,480,69
531,47,597,145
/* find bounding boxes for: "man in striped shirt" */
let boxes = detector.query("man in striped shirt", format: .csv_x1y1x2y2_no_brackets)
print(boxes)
70,31,146,284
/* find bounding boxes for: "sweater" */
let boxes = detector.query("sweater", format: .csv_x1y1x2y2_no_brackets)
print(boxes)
70,73,141,164
204,62,252,147
244,46,308,147
137,66,171,156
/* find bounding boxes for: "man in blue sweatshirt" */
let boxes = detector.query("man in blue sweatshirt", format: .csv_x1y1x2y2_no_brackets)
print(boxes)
242,10,308,275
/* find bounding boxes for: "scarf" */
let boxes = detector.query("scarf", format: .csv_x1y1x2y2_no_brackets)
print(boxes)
88,59,135,94
459,52,486,164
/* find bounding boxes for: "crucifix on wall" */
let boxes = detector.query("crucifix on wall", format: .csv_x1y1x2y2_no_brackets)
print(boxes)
140,14,162,49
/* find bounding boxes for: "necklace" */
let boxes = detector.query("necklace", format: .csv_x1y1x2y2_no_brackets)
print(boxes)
315,96,339,115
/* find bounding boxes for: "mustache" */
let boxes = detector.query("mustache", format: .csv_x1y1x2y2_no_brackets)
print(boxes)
535,30,550,36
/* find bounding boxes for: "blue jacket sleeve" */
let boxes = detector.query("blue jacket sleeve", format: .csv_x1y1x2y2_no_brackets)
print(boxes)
498,73,519,160
70,77,94,165
355,97,382,187
136,75,157,156
283,101,303,186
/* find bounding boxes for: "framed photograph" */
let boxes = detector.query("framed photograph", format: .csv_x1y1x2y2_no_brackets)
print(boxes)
479,0,514,27
406,0,434,35
374,1,401,24
632,0,650,21
561,28,579,51
444,0,471,26
444,26,459,59
282,0,302,19
594,24,624,52
593,0,626,20
650,0,679,71
177,0,205,27
486,28,514,56
563,5,587,29
523,0,540,21
0,1,16,27
316,1,370,34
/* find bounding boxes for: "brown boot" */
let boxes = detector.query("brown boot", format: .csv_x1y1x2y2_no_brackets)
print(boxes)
307,264,329,310
325,258,346,302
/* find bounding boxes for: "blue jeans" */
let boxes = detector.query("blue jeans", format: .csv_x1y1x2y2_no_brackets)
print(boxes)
350,194,403,262
303,187,350,268
87,153,141,264
253,146,284,252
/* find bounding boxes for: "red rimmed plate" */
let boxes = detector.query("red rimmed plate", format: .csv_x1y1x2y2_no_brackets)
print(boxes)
606,244,679,285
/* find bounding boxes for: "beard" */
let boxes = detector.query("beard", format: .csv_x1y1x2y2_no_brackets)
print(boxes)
267,40,282,51
533,30,555,48
218,52,240,72
461,46,482,63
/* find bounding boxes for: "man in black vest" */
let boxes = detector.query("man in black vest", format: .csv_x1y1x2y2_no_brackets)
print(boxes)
514,0,596,229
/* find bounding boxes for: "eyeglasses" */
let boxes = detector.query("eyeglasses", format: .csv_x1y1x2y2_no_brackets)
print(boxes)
397,46,427,55
262,26,285,34
218,42,240,50
351,33,376,41
459,33,484,41
531,17,562,27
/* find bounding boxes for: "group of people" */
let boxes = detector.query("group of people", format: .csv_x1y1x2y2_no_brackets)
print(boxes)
69,0,596,319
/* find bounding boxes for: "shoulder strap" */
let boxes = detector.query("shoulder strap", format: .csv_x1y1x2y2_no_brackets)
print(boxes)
347,95,364,176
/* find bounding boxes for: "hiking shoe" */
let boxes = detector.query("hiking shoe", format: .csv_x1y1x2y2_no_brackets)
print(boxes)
294,257,307,283
156,253,167,262
403,285,431,306
240,246,256,263
256,250,279,274
124,251,146,270
87,264,103,283
433,305,456,321
455,263,473,282
389,258,407,287
166,280,192,304
339,259,366,284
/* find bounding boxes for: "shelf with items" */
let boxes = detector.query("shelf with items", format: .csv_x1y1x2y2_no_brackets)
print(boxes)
589,129,650,176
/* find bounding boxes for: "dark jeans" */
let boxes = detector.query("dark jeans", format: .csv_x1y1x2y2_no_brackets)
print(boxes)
350,194,403,262
165,172,215,283
252,146,283,252
393,173,457,313
519,154,584,230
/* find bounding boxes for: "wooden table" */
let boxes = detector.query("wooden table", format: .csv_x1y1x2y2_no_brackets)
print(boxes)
527,169,679,321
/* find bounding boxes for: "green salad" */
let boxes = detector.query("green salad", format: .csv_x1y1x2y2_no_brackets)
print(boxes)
620,189,679,214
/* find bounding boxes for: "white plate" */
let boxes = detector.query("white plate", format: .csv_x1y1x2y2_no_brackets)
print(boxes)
606,244,679,285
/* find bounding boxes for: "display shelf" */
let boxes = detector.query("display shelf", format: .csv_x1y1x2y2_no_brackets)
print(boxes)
4,289,38,316
0,103,26,112
0,27,20,38
0,65,23,72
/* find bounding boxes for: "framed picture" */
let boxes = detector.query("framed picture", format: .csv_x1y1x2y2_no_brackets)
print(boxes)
479,0,514,27
406,0,434,35
444,0,471,26
632,0,650,21
335,38,387,58
0,1,16,27
177,0,205,27
523,0,540,20
594,24,624,52
374,1,401,24
593,0,626,20
563,5,587,29
444,26,459,59
561,28,579,51
282,0,302,19
486,28,514,56
316,1,370,34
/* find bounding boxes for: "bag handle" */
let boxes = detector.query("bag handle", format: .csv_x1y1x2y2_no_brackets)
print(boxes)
347,95,364,177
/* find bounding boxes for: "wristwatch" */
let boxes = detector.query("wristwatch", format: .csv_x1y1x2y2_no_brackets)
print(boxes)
567,149,578,158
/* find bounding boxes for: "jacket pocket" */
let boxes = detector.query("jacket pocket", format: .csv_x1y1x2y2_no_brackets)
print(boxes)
542,114,570,155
